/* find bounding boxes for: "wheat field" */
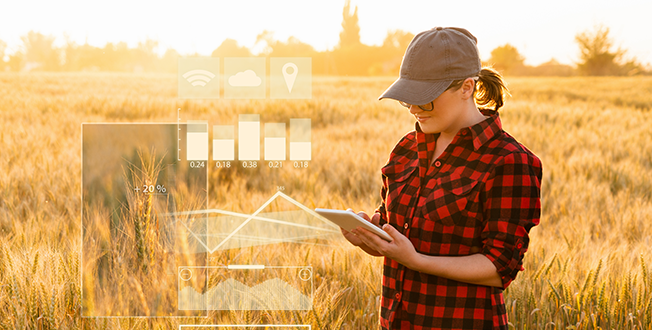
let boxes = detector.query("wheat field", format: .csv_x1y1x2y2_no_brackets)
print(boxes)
0,73,651,329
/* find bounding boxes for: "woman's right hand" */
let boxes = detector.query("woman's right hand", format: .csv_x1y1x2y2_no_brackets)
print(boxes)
340,209,382,256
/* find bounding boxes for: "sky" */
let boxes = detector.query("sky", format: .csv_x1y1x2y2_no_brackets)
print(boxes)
1,0,651,66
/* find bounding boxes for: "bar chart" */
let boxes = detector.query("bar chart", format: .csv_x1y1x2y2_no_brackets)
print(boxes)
213,125,235,161
187,121,209,161
264,123,286,161
181,115,311,164
238,114,261,161
289,119,311,161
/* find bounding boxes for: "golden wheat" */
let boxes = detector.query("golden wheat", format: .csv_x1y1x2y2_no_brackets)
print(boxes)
0,73,651,329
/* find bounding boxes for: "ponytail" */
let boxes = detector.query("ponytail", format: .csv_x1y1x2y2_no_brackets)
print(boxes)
475,67,509,111
445,67,509,111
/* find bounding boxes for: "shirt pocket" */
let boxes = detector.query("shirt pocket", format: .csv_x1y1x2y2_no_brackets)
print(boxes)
422,175,480,227
381,161,418,215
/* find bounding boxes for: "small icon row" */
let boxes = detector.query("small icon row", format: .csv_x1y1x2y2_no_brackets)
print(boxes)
178,57,311,99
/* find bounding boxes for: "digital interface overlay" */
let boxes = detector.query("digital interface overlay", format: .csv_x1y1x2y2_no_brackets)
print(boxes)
82,123,209,317
81,103,343,319
177,265,313,311
178,57,312,99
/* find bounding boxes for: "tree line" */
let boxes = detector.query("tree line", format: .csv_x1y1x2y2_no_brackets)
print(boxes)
0,2,648,76
489,25,647,76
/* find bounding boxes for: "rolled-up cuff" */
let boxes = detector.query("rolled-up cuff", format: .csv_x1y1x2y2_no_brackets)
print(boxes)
483,237,527,289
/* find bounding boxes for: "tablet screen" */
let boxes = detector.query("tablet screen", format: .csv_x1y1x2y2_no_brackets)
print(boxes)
314,208,392,242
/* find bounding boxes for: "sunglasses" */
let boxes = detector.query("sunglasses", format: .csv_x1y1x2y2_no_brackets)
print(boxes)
398,101,434,111
397,77,480,111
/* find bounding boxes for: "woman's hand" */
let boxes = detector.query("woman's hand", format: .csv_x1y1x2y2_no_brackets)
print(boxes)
352,223,418,267
340,227,364,246
340,209,383,257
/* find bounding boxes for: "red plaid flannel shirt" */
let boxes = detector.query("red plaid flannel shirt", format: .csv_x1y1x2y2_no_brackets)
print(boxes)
376,110,542,329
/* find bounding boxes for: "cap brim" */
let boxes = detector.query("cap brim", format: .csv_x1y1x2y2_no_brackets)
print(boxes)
378,77,452,105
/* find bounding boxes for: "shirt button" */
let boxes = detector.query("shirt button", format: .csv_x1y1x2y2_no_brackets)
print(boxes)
461,130,468,136
404,223,409,229
434,161,441,167
517,243,523,249
395,292,401,299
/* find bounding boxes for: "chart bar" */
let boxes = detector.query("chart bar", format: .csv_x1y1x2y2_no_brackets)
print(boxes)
289,118,311,161
213,125,235,161
238,114,260,160
187,121,209,161
226,264,265,270
264,123,286,161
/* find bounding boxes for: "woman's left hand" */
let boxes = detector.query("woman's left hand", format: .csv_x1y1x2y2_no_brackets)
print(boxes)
352,224,418,267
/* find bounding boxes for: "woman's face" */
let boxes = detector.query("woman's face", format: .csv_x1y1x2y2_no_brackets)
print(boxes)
409,87,465,135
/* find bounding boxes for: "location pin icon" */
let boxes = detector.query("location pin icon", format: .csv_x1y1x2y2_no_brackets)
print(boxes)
282,62,298,93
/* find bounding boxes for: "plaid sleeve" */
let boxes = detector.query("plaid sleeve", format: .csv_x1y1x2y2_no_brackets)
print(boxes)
481,151,542,289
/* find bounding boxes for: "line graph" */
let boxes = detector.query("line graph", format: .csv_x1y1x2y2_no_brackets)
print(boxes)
169,192,340,253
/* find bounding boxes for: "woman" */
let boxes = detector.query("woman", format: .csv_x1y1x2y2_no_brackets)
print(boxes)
341,27,542,329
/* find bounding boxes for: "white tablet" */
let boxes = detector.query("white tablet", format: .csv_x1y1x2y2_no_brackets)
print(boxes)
315,208,392,242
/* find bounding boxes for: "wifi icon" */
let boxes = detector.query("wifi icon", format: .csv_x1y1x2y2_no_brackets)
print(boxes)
178,58,220,99
182,69,216,87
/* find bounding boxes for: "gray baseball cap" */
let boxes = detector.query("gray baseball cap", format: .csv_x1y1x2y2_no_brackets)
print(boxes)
379,27,481,105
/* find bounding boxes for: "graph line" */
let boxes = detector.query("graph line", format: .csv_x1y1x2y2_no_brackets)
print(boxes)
169,192,340,253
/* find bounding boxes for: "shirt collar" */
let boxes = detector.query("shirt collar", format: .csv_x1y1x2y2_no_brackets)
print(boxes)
470,109,502,150
414,109,502,151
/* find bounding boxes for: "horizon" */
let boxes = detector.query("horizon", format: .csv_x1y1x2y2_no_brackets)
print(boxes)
2,0,652,67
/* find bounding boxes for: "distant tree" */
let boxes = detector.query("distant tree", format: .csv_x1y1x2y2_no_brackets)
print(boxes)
103,42,132,71
366,30,415,75
134,39,159,72
530,58,574,76
488,44,525,75
21,31,61,71
620,58,646,76
159,48,180,73
254,31,275,56
8,52,24,72
382,30,414,50
255,31,315,57
270,36,315,57
0,40,6,71
575,25,625,76
332,44,380,76
252,30,329,74
338,0,361,48
211,38,252,57
62,37,104,71
331,0,372,75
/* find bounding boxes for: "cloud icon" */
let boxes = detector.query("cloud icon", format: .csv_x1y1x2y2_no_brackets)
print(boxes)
228,70,262,87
